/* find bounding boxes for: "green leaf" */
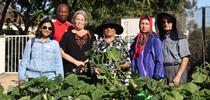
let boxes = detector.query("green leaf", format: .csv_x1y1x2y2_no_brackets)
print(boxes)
203,89,210,96
28,87,42,93
64,74,79,86
19,96,31,100
76,95,91,100
92,85,107,100
8,86,20,96
84,84,96,93
163,91,183,100
191,96,206,100
191,71,207,83
200,68,209,75
0,93,11,100
58,87,74,97
32,95,42,100
178,82,200,93
151,94,162,100
200,89,210,97
53,75,63,84
133,95,147,100
0,85,4,93
106,47,122,62
97,75,107,80
95,54,103,64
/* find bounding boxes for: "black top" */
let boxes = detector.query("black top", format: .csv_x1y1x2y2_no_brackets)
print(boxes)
60,29,93,74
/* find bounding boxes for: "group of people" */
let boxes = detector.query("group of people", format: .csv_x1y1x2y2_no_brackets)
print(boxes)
18,3,190,86
130,13,190,85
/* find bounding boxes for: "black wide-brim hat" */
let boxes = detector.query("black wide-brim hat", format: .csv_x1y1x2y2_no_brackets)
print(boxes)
95,19,123,37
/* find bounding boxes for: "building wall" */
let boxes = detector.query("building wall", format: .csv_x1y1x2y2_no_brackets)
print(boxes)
120,18,156,43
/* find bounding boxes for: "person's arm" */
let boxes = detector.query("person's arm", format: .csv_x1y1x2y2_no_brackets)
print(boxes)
120,39,130,69
54,41,64,78
172,56,189,85
173,38,190,85
60,48,85,68
153,37,165,80
18,39,32,81
60,32,86,68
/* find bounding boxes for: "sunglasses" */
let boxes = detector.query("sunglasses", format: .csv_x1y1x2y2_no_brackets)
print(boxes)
162,20,172,24
104,26,115,30
42,26,53,31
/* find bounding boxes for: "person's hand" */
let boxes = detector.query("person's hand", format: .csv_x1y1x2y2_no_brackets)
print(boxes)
84,59,89,64
84,59,89,67
74,60,85,68
94,67,101,74
172,75,181,86
80,67,86,73
119,61,130,69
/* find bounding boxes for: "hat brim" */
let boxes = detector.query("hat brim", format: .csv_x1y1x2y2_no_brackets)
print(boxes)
95,23,123,37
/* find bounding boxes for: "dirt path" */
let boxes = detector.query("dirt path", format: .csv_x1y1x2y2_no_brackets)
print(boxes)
0,73,19,94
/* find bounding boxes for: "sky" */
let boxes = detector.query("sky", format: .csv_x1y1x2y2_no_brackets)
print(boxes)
196,0,210,8
193,0,210,27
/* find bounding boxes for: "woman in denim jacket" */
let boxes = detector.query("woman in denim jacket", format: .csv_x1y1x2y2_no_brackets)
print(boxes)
18,18,64,81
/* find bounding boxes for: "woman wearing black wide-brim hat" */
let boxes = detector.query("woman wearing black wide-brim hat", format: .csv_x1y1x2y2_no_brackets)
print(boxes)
92,19,130,84
95,19,124,37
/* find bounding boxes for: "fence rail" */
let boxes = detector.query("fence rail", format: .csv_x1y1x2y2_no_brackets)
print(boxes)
5,35,34,72
2,34,137,73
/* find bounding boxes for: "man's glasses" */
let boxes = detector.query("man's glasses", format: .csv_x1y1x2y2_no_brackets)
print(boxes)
42,26,53,31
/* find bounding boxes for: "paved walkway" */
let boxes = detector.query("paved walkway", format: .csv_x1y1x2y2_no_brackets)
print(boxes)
0,73,19,94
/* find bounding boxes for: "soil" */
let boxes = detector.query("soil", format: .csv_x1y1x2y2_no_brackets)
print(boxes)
0,73,19,94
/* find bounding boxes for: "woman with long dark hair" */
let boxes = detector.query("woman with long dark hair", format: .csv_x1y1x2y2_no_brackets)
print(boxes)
18,18,64,82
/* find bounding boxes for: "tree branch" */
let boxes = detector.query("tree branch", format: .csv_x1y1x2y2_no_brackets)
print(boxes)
0,0,11,34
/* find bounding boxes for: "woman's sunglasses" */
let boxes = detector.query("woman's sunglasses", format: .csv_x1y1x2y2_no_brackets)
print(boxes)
162,20,172,24
42,26,53,31
104,26,115,30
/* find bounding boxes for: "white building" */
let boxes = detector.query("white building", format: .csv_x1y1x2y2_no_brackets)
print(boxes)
120,17,156,44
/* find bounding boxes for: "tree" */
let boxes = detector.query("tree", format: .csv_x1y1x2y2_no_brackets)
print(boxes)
64,0,196,28
0,0,55,35
0,0,196,35
0,0,11,35
10,0,54,35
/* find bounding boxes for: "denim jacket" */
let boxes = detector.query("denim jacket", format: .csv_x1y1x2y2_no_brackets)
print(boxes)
18,38,64,80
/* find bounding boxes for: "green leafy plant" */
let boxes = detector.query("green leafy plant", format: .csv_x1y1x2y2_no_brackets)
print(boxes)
129,62,210,100
0,85,11,100
1,53,210,99
85,46,131,99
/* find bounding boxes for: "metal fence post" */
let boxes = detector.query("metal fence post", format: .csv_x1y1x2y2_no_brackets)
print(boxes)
202,7,206,65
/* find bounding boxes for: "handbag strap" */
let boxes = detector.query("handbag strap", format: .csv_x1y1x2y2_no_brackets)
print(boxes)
30,38,35,60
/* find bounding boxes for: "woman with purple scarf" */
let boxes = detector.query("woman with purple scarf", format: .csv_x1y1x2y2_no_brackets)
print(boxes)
130,16,164,80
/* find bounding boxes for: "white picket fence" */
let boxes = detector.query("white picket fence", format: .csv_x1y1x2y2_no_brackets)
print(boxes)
0,34,137,74
0,35,34,73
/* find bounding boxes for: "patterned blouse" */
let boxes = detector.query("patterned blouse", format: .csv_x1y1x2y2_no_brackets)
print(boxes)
93,37,130,68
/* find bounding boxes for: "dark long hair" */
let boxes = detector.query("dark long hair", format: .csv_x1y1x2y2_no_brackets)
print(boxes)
35,18,55,40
